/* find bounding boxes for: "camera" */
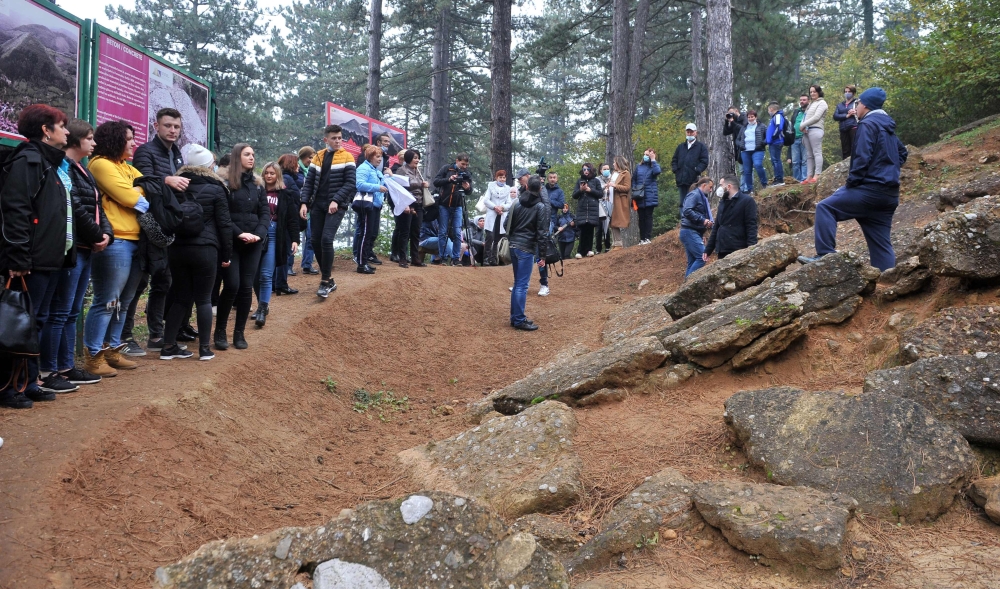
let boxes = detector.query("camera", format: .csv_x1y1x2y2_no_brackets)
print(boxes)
453,170,472,197
726,113,735,120
535,157,551,177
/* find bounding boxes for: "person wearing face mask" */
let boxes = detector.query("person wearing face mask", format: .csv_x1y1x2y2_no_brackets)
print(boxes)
833,85,860,161
798,88,908,272
482,169,514,265
679,177,715,277
595,163,613,253
703,175,758,262
670,124,709,213
632,149,661,244
724,109,768,193
572,163,603,257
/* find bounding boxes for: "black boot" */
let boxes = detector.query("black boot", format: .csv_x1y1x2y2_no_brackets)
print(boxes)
254,303,269,328
233,330,248,350
214,329,229,350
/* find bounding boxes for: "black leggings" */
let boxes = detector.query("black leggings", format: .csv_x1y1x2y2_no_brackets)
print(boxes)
216,241,262,334
165,245,217,347
638,206,655,241
578,223,597,255
311,205,346,280
559,240,574,260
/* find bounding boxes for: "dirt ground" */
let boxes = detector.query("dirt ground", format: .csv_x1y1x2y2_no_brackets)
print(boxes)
3,125,1000,589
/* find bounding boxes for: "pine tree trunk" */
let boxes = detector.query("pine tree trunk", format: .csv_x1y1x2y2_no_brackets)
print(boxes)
863,0,874,44
489,0,513,179
706,0,734,200
426,5,452,177
691,8,707,135
365,0,383,120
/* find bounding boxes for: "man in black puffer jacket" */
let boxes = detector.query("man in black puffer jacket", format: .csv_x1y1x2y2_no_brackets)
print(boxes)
703,175,758,261
125,107,192,354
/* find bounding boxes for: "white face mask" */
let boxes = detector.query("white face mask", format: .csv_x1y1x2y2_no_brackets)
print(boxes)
716,186,726,198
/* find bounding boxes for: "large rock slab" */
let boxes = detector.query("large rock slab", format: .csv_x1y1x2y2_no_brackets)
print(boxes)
154,491,570,589
864,354,1000,445
731,316,809,369
919,195,1000,278
567,468,694,574
487,337,669,414
877,256,932,302
397,401,582,518
724,387,977,521
969,476,1000,525
602,295,673,344
662,235,799,319
899,305,1000,362
814,157,852,200
936,171,1000,210
693,481,856,569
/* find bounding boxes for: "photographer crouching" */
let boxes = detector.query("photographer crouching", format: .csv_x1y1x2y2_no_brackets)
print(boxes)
432,153,472,266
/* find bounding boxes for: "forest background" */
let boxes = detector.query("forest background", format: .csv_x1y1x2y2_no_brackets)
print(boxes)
84,0,999,237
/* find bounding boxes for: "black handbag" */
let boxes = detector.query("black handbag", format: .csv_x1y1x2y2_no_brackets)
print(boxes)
0,277,40,356
543,236,564,277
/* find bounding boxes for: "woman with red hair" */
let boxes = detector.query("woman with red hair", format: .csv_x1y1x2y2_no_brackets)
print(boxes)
0,104,73,408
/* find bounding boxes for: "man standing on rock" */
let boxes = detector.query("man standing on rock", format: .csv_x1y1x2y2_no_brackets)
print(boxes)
797,88,908,272
703,175,758,262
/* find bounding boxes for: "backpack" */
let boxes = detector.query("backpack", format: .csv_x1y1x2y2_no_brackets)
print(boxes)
175,190,205,238
782,113,796,146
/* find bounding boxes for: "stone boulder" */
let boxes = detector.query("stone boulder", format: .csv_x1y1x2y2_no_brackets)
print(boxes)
397,401,582,518
662,235,799,319
154,491,570,589
730,316,808,369
724,387,977,521
512,514,581,556
602,295,673,344
919,195,1000,278
899,306,1000,363
969,476,1000,525
876,256,932,302
814,157,852,200
486,337,669,414
864,354,1000,445
567,468,694,574
936,171,1000,210
693,481,857,569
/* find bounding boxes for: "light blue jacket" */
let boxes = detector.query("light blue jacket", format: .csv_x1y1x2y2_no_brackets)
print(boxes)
356,159,386,208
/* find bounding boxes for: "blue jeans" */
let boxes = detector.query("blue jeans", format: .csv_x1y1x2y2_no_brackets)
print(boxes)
741,150,767,192
790,138,807,182
768,144,784,183
437,206,463,261
510,247,534,325
301,217,315,269
84,238,141,355
258,220,278,304
814,185,899,271
679,228,706,277
41,249,92,372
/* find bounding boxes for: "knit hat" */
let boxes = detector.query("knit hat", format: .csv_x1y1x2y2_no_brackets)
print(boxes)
182,143,215,168
858,87,886,111
514,167,530,179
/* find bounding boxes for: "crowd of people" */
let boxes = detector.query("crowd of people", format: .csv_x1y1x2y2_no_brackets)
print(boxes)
0,85,907,406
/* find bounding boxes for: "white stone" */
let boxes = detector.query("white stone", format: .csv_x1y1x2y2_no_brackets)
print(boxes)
274,535,293,560
400,495,434,524
314,559,392,589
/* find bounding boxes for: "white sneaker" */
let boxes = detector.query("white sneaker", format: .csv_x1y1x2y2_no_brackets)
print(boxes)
0,436,4,449
212,306,217,317
538,285,550,297
586,251,594,257
574,253,582,259
509,286,513,292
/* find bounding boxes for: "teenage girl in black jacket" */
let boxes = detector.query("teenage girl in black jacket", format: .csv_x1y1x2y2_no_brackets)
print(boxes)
215,143,268,350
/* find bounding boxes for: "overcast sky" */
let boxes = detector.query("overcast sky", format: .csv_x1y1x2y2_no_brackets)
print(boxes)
60,0,289,33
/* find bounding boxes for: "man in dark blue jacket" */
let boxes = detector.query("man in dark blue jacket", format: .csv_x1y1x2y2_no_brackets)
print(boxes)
545,171,565,233
679,177,715,277
798,88,908,272
671,123,709,213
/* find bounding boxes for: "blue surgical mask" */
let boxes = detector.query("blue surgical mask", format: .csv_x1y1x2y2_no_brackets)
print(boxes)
642,155,650,162
496,180,505,186
845,92,854,100
381,145,388,153
602,169,611,178
686,135,696,143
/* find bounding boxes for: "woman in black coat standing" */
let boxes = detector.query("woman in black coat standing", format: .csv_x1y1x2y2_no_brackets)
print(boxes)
250,160,300,329
272,153,303,292
215,143,267,351
571,163,603,257
160,145,233,361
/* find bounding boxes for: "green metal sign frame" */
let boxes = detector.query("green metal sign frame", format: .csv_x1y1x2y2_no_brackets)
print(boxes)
0,0,91,147
89,24,215,150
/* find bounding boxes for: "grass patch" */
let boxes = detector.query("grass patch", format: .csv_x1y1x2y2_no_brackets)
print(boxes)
352,388,409,422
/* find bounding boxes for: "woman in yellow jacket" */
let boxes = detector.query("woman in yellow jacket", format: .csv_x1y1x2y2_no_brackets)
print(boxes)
83,121,146,375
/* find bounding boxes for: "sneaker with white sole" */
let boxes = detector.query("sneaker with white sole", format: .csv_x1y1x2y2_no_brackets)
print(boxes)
121,339,146,356
574,253,582,259
586,251,594,257
160,344,194,360
199,345,215,361
61,367,101,385
40,372,80,394
538,285,550,297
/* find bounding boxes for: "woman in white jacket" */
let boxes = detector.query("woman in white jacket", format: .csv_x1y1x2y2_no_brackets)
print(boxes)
800,84,829,184
482,169,516,265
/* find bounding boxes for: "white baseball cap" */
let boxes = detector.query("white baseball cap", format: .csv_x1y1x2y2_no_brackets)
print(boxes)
685,123,698,131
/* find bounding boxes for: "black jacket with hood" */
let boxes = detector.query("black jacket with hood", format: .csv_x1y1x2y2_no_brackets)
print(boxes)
67,158,114,248
507,189,550,255
228,170,269,248
170,165,233,263
0,140,73,272
705,190,759,257
271,176,302,262
724,119,768,153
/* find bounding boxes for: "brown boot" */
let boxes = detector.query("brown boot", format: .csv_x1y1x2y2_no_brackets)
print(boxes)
83,348,118,378
104,344,138,370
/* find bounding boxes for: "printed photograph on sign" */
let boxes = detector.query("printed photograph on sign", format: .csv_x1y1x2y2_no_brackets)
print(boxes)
326,103,369,156
148,58,209,149
0,0,80,139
